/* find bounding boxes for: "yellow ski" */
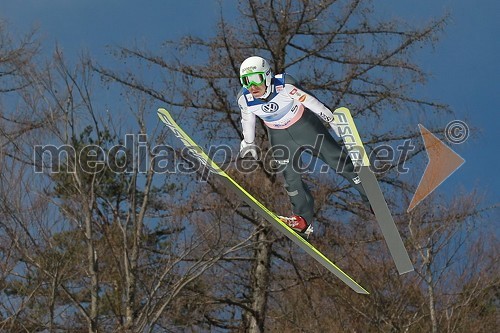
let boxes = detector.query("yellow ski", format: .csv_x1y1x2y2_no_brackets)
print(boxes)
333,107,413,274
157,107,369,294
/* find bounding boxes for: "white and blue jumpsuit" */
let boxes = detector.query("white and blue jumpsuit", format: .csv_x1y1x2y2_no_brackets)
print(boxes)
237,73,367,222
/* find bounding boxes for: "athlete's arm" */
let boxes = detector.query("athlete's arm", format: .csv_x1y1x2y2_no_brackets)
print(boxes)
238,92,256,143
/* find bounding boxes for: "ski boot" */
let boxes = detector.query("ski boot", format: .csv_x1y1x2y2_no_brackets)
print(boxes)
278,214,314,238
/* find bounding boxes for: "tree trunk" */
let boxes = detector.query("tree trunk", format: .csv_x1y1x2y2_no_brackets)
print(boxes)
425,246,438,333
246,226,272,333
124,153,153,331
83,196,99,333
124,174,138,330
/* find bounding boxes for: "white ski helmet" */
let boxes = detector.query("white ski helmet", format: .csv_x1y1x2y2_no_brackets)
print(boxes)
239,56,273,98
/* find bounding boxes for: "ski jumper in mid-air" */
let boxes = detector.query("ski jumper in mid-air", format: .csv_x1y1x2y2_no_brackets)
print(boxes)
237,56,369,236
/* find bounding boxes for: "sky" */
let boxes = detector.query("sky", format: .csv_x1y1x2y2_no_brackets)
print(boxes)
1,0,499,212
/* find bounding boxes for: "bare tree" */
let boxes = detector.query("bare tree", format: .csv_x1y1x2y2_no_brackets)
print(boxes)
0,25,254,332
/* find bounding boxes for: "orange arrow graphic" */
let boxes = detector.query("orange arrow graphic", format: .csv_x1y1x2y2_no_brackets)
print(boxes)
407,124,465,212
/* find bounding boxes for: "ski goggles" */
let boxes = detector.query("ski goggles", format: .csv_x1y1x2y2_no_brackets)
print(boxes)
240,72,265,88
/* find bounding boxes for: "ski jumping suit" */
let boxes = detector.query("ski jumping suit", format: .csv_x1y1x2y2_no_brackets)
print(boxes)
237,73,368,222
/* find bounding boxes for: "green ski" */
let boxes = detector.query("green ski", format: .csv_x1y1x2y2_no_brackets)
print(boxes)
157,107,369,294
333,107,414,274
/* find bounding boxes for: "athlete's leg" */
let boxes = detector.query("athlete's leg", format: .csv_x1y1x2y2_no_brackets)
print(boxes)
268,127,315,222
290,111,368,201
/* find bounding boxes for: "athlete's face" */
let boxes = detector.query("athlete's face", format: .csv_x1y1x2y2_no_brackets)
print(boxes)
248,82,266,98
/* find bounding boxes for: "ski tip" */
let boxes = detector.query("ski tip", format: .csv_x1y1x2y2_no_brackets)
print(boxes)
334,106,350,113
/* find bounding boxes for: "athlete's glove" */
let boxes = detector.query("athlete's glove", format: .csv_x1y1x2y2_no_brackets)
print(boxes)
328,121,340,137
240,140,258,160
